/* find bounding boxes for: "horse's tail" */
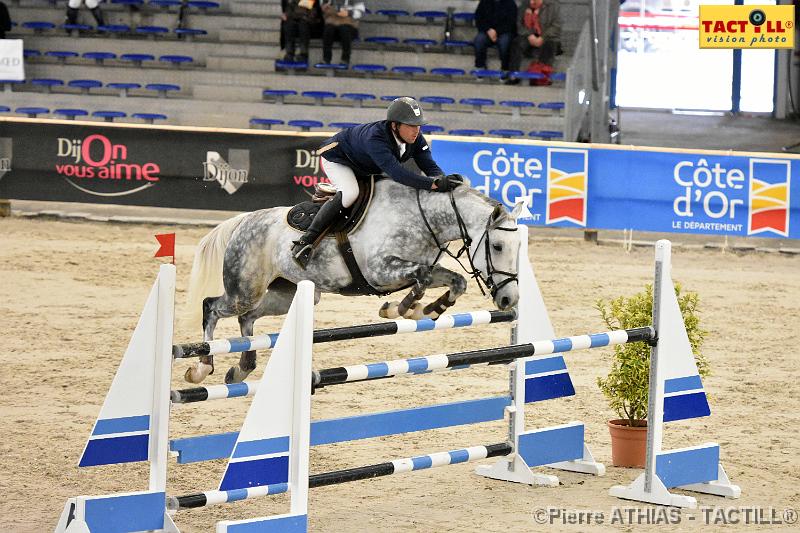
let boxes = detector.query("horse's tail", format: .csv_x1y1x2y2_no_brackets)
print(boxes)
184,212,249,330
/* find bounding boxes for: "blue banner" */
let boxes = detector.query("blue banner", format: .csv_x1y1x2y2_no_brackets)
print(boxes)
431,138,799,239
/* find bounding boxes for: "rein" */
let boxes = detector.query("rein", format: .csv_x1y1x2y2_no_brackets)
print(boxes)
416,189,519,298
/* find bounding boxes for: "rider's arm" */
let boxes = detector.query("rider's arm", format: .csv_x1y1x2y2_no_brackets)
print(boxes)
411,136,444,177
367,135,437,190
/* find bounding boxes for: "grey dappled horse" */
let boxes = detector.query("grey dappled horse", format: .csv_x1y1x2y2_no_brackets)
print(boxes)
184,179,525,384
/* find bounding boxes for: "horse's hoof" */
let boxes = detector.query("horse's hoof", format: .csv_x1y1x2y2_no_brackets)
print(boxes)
184,362,213,384
404,302,425,321
225,367,239,384
379,301,400,319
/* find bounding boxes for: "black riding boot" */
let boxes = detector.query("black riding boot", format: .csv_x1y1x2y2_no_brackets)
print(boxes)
291,192,343,269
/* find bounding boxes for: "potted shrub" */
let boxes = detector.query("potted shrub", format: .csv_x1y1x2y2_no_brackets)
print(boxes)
595,282,709,467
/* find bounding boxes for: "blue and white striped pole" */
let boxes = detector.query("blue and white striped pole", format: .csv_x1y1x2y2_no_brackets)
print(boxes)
169,443,512,510
172,309,516,358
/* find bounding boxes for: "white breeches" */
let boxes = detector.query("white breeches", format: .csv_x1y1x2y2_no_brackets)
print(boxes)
69,0,101,8
321,158,359,208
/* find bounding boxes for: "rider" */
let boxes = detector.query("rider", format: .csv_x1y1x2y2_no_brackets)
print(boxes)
291,96,464,268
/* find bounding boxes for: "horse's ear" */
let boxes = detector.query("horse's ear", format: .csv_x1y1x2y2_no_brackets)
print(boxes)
488,204,507,229
509,201,525,221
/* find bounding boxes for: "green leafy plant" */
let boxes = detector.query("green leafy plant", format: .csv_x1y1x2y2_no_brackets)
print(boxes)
595,283,710,427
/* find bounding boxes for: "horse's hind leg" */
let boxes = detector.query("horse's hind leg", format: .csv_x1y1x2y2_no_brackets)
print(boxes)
185,294,240,384
224,278,299,384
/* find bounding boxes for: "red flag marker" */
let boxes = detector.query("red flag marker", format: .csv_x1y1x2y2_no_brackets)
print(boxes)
154,233,176,264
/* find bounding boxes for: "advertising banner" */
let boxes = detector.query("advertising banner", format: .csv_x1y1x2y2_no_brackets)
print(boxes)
0,119,330,211
431,138,799,239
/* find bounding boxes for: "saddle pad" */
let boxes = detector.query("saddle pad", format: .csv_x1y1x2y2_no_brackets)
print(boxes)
286,176,376,234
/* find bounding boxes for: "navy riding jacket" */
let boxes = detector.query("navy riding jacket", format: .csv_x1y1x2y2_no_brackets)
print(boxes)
318,120,444,190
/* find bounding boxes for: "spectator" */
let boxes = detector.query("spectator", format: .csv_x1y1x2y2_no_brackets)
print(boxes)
65,0,105,28
281,0,321,63
508,0,562,79
0,1,10,39
473,0,517,73
321,0,362,66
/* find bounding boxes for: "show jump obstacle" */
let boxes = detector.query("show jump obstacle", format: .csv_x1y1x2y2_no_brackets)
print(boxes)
55,229,739,532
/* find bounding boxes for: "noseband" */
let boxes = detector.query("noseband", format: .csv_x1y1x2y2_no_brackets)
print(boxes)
416,189,519,298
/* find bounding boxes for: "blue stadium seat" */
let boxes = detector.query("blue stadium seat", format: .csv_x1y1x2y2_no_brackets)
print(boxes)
120,53,155,66
136,26,170,37
391,66,425,77
68,79,103,93
22,21,56,33
420,96,454,111
159,55,193,66
430,67,466,79
0,105,9,112
489,129,524,138
15,107,49,118
452,12,475,23
530,130,563,140
449,129,485,136
276,59,308,72
460,98,495,113
54,108,90,120
62,24,93,33
288,119,324,132
421,124,444,134
500,100,535,119
442,40,473,52
551,72,566,82
250,118,285,129
301,90,336,105
413,10,447,22
145,83,180,97
263,89,297,103
45,51,79,63
365,36,399,46
508,71,544,83
380,95,401,102
93,110,127,122
376,9,409,20
23,49,41,58
31,78,64,92
314,62,348,76
149,0,182,8
329,122,359,129
403,38,437,50
538,102,565,112
111,0,144,5
83,52,117,64
341,92,376,107
98,24,131,34
174,28,207,39
133,112,167,124
352,64,387,76
187,0,220,10
470,69,503,80
107,82,142,97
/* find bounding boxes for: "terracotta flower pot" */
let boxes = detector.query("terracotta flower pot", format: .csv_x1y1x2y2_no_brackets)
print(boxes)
607,419,648,468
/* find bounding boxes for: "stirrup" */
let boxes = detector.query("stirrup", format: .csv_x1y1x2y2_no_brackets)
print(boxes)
292,242,313,269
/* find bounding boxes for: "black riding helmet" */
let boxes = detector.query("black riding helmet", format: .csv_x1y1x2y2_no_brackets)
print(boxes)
386,97,427,126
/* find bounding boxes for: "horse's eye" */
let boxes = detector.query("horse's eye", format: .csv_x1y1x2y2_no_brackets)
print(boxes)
492,244,503,252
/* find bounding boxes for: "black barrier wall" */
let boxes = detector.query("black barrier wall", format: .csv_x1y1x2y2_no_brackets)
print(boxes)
0,119,332,211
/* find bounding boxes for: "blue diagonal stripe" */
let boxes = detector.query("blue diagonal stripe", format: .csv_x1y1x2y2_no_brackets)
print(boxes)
664,375,703,394
92,415,150,436
525,356,567,376
232,436,289,459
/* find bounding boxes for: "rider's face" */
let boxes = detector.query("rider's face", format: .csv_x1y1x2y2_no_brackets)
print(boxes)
396,123,421,144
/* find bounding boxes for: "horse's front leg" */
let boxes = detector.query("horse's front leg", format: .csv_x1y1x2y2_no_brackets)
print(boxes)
376,259,432,320
420,265,468,319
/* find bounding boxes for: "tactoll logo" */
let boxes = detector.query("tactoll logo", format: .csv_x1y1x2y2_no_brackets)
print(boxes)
546,148,588,227
55,134,161,196
748,159,790,237
294,149,329,190
203,150,249,194
699,5,794,49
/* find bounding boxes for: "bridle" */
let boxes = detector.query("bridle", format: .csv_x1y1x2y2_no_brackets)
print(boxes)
416,189,519,298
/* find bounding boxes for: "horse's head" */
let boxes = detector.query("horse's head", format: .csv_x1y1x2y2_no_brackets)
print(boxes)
470,200,525,311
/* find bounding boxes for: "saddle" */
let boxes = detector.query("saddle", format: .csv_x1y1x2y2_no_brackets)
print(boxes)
287,177,390,297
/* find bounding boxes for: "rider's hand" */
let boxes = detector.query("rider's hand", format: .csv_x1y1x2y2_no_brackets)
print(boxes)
432,175,462,192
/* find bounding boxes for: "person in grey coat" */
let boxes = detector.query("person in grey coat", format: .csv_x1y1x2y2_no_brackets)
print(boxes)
508,0,562,77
